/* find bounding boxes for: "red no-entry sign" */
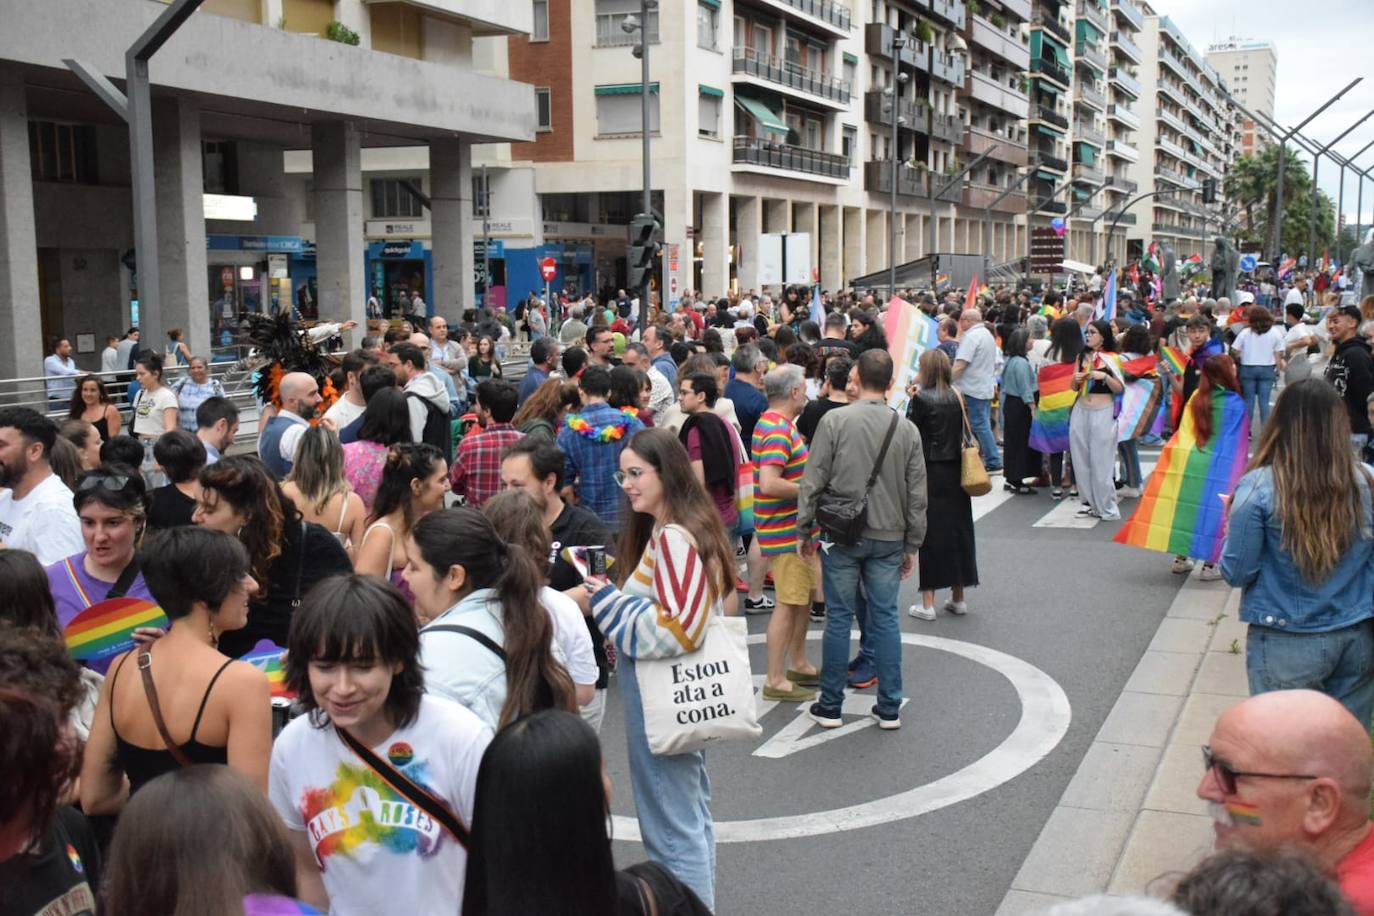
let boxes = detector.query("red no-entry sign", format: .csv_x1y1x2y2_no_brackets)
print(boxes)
539,257,557,281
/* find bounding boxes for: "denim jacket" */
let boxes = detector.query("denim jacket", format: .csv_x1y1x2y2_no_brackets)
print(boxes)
1220,466,1374,633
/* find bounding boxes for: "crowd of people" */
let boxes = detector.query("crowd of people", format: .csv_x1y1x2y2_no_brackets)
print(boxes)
5,258,1374,915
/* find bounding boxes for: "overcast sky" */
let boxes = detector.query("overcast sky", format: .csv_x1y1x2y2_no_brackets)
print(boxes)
1158,0,1374,228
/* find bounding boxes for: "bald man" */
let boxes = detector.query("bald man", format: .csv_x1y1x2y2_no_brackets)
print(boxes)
257,371,321,479
1198,689,1374,914
952,307,1002,471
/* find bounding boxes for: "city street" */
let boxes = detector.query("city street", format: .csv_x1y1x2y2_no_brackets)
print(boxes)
600,448,1192,915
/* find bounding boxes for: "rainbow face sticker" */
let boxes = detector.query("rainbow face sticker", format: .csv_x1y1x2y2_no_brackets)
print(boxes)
387,742,415,767
1225,801,1263,826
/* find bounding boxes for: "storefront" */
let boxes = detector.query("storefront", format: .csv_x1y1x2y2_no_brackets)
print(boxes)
506,239,597,303
474,238,508,312
206,234,315,351
365,239,432,317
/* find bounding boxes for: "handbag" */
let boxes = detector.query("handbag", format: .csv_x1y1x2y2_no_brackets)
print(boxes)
814,412,900,546
956,394,993,497
633,613,761,756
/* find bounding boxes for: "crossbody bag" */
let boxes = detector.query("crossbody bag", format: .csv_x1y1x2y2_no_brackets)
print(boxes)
335,727,469,848
814,411,899,546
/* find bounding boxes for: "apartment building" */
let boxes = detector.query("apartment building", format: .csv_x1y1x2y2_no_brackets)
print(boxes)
0,0,533,376
1099,0,1143,257
1122,9,1239,260
1205,37,1277,158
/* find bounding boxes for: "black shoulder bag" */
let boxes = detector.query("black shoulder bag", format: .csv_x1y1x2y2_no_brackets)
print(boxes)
814,412,900,547
335,727,469,848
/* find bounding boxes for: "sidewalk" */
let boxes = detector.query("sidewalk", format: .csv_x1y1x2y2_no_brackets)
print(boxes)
996,572,1247,914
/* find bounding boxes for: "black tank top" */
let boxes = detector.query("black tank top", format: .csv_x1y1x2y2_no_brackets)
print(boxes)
109,653,233,796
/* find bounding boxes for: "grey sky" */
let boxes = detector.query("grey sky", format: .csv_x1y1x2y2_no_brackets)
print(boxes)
1157,0,1374,229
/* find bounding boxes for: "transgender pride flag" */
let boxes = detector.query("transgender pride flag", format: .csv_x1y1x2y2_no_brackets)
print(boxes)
1095,268,1118,323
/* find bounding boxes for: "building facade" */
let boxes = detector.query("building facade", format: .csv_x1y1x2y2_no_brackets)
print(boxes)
1204,37,1277,159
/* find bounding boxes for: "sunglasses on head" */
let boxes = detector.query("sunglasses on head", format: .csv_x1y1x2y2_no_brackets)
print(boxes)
77,474,134,494
1202,745,1318,796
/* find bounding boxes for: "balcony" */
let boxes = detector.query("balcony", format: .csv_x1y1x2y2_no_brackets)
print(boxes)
1106,103,1139,130
931,111,964,144
1075,82,1106,111
1032,196,1069,214
1001,0,1032,19
735,136,850,181
1074,122,1105,147
932,51,966,87
1032,13,1070,43
1153,163,1191,187
965,125,1029,167
1110,67,1140,98
929,0,967,29
1033,149,1069,172
1072,162,1105,185
732,47,852,108
864,160,927,197
1106,139,1138,162
964,70,1030,118
1030,56,1072,89
1112,0,1144,31
863,90,931,132
1156,105,1188,135
752,0,852,36
1075,42,1107,73
1156,79,1186,105
969,15,1030,69
1075,1,1109,33
1114,211,1137,225
1158,135,1189,161
1031,104,1070,130
864,23,929,72
931,173,964,203
1110,30,1142,64
964,183,1029,213
1104,173,1138,193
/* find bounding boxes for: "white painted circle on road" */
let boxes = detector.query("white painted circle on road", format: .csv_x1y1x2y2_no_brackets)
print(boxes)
611,632,1072,843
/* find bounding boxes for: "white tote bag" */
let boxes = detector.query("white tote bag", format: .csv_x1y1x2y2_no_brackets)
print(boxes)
634,613,762,755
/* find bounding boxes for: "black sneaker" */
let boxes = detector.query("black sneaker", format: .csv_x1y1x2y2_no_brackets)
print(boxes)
870,706,901,730
809,703,842,729
809,604,825,623
743,595,775,614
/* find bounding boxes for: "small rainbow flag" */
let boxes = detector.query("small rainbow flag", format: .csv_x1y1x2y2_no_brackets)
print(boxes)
1119,355,1158,380
1225,801,1263,825
1029,362,1078,454
64,598,167,670
1160,345,1188,378
1114,388,1250,564
243,640,295,700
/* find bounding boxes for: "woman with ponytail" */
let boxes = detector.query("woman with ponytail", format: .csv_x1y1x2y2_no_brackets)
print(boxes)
405,505,576,730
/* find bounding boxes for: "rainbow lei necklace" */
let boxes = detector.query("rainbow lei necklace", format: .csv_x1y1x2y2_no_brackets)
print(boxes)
567,412,629,442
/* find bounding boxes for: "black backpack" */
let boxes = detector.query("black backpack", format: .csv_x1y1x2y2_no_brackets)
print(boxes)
407,391,453,461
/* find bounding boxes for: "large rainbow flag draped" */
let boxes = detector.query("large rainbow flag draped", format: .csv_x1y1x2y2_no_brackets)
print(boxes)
1029,362,1078,454
1113,388,1250,564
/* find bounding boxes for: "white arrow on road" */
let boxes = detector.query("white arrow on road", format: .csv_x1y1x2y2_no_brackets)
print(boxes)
751,676,910,759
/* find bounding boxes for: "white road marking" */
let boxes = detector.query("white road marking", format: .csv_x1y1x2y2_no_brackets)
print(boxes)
1029,455,1159,529
971,486,1017,521
751,678,910,759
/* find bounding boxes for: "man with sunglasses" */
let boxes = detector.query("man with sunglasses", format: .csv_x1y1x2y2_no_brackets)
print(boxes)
0,407,83,565
1198,689,1374,914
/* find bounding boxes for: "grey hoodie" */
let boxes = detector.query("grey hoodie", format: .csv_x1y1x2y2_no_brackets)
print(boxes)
405,369,451,442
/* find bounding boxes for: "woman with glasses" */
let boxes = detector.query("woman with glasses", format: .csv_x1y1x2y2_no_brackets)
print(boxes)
45,465,157,675
194,456,352,658
79,526,271,813
67,374,121,442
562,428,736,910
356,443,449,606
1221,378,1374,726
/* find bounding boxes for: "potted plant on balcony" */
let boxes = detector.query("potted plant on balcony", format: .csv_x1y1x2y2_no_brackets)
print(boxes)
914,19,934,43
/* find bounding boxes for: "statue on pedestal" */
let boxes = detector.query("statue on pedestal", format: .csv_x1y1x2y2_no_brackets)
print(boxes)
1352,229,1374,303
1160,240,1180,303
1210,236,1239,304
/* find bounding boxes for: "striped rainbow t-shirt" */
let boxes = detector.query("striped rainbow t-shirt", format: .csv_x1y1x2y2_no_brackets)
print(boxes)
752,410,808,556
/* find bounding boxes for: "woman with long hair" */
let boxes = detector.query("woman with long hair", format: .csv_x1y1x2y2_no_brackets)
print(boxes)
849,310,888,354
271,575,492,915
282,425,366,556
608,365,648,424
194,456,351,657
131,352,179,487
510,378,572,445
1221,378,1374,725
67,374,120,441
341,386,412,512
462,710,712,916
906,349,979,619
59,419,102,471
355,443,449,602
404,505,577,729
1069,319,1125,520
104,765,309,916
165,328,193,367
80,526,270,813
1043,317,1084,498
1230,303,1286,431
1000,328,1040,494
562,428,735,910
469,334,503,379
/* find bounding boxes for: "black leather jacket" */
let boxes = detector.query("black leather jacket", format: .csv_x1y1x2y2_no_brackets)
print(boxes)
906,389,964,463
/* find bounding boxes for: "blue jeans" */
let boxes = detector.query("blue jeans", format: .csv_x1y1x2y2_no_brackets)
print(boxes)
1247,621,1374,728
618,655,715,909
1239,364,1277,429
820,538,905,715
963,395,1002,470
1117,439,1142,488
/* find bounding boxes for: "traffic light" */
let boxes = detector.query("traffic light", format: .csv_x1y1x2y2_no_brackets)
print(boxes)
627,212,659,293
1201,178,1217,204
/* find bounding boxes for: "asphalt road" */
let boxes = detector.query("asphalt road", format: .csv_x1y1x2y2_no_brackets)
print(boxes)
599,448,1189,916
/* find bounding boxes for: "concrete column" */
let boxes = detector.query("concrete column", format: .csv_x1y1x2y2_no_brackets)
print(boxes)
312,122,366,345
903,213,919,261
0,68,40,377
763,198,789,234
865,209,885,274
819,204,842,292
661,188,691,311
735,196,761,294
153,97,211,358
700,191,729,299
791,201,817,281
842,206,863,285
430,138,474,316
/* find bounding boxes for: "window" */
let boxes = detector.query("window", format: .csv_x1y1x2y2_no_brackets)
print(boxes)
698,88,722,138
697,3,718,50
843,58,857,92
370,177,424,219
532,0,549,41
595,0,658,46
535,87,552,130
28,121,97,184
842,125,857,163
202,140,237,194
472,174,490,218
595,86,661,136
752,24,772,58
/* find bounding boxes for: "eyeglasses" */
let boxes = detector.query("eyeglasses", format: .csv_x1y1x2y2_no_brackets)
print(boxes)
1201,745,1319,796
613,467,654,486
77,474,134,494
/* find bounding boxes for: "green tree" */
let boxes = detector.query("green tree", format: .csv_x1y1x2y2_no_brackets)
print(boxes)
1223,145,1335,258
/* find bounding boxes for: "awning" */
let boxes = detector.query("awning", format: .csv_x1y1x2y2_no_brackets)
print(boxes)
735,96,788,136
1050,43,1070,68
1035,124,1063,138
1037,81,1061,95
843,52,858,65
595,82,660,96
699,0,721,8
699,84,723,98
1034,169,1061,181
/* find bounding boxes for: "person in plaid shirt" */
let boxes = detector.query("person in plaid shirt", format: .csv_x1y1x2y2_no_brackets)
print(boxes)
556,366,644,530
450,379,523,507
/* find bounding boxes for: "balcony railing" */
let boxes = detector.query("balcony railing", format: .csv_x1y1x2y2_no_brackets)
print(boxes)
932,51,965,87
1113,210,1137,225
964,183,1029,212
1156,105,1188,134
1075,82,1106,110
965,70,1030,118
1153,163,1190,186
1106,138,1138,161
969,15,1030,69
929,0,966,29
1109,67,1141,98
735,136,850,179
1031,56,1072,88
1033,149,1069,172
1032,104,1069,129
1072,162,1105,184
1158,135,1189,161
1075,42,1107,72
1074,122,1105,147
864,160,927,196
1032,13,1070,43
1104,173,1138,193
965,126,1029,166
1075,1,1108,32
1001,0,1032,20
1113,0,1144,31
863,90,931,131
732,47,851,104
1110,30,1142,63
1106,103,1139,129
1031,196,1069,214
931,111,964,144
762,0,852,32
864,23,929,71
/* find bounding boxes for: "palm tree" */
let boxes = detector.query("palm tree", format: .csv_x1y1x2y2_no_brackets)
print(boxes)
1224,145,1319,257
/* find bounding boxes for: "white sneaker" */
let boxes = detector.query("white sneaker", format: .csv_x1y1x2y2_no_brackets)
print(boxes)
907,604,936,621
943,599,968,616
1118,486,1141,499
1171,556,1196,575
1199,564,1224,582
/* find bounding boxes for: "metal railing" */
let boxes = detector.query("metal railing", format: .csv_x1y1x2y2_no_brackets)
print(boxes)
732,46,851,103
1032,13,1070,43
1110,30,1142,63
1075,1,1108,33
1073,122,1106,147
863,90,930,130
1033,104,1070,129
734,135,850,178
1075,82,1106,109
765,0,851,30
1031,56,1071,88
1109,67,1141,97
1075,41,1107,72
1107,103,1140,129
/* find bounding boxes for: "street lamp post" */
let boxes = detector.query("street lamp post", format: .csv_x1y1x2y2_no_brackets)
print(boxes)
624,0,657,332
887,47,909,296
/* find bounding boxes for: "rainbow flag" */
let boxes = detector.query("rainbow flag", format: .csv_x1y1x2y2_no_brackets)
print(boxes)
965,274,980,310
243,640,296,700
883,296,941,415
1096,268,1118,322
1160,345,1188,378
64,598,168,671
1114,388,1250,564
1029,363,1078,454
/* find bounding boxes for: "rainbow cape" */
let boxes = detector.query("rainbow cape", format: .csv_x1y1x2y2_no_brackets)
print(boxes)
243,640,295,700
64,598,168,670
1113,388,1250,564
1029,363,1078,454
